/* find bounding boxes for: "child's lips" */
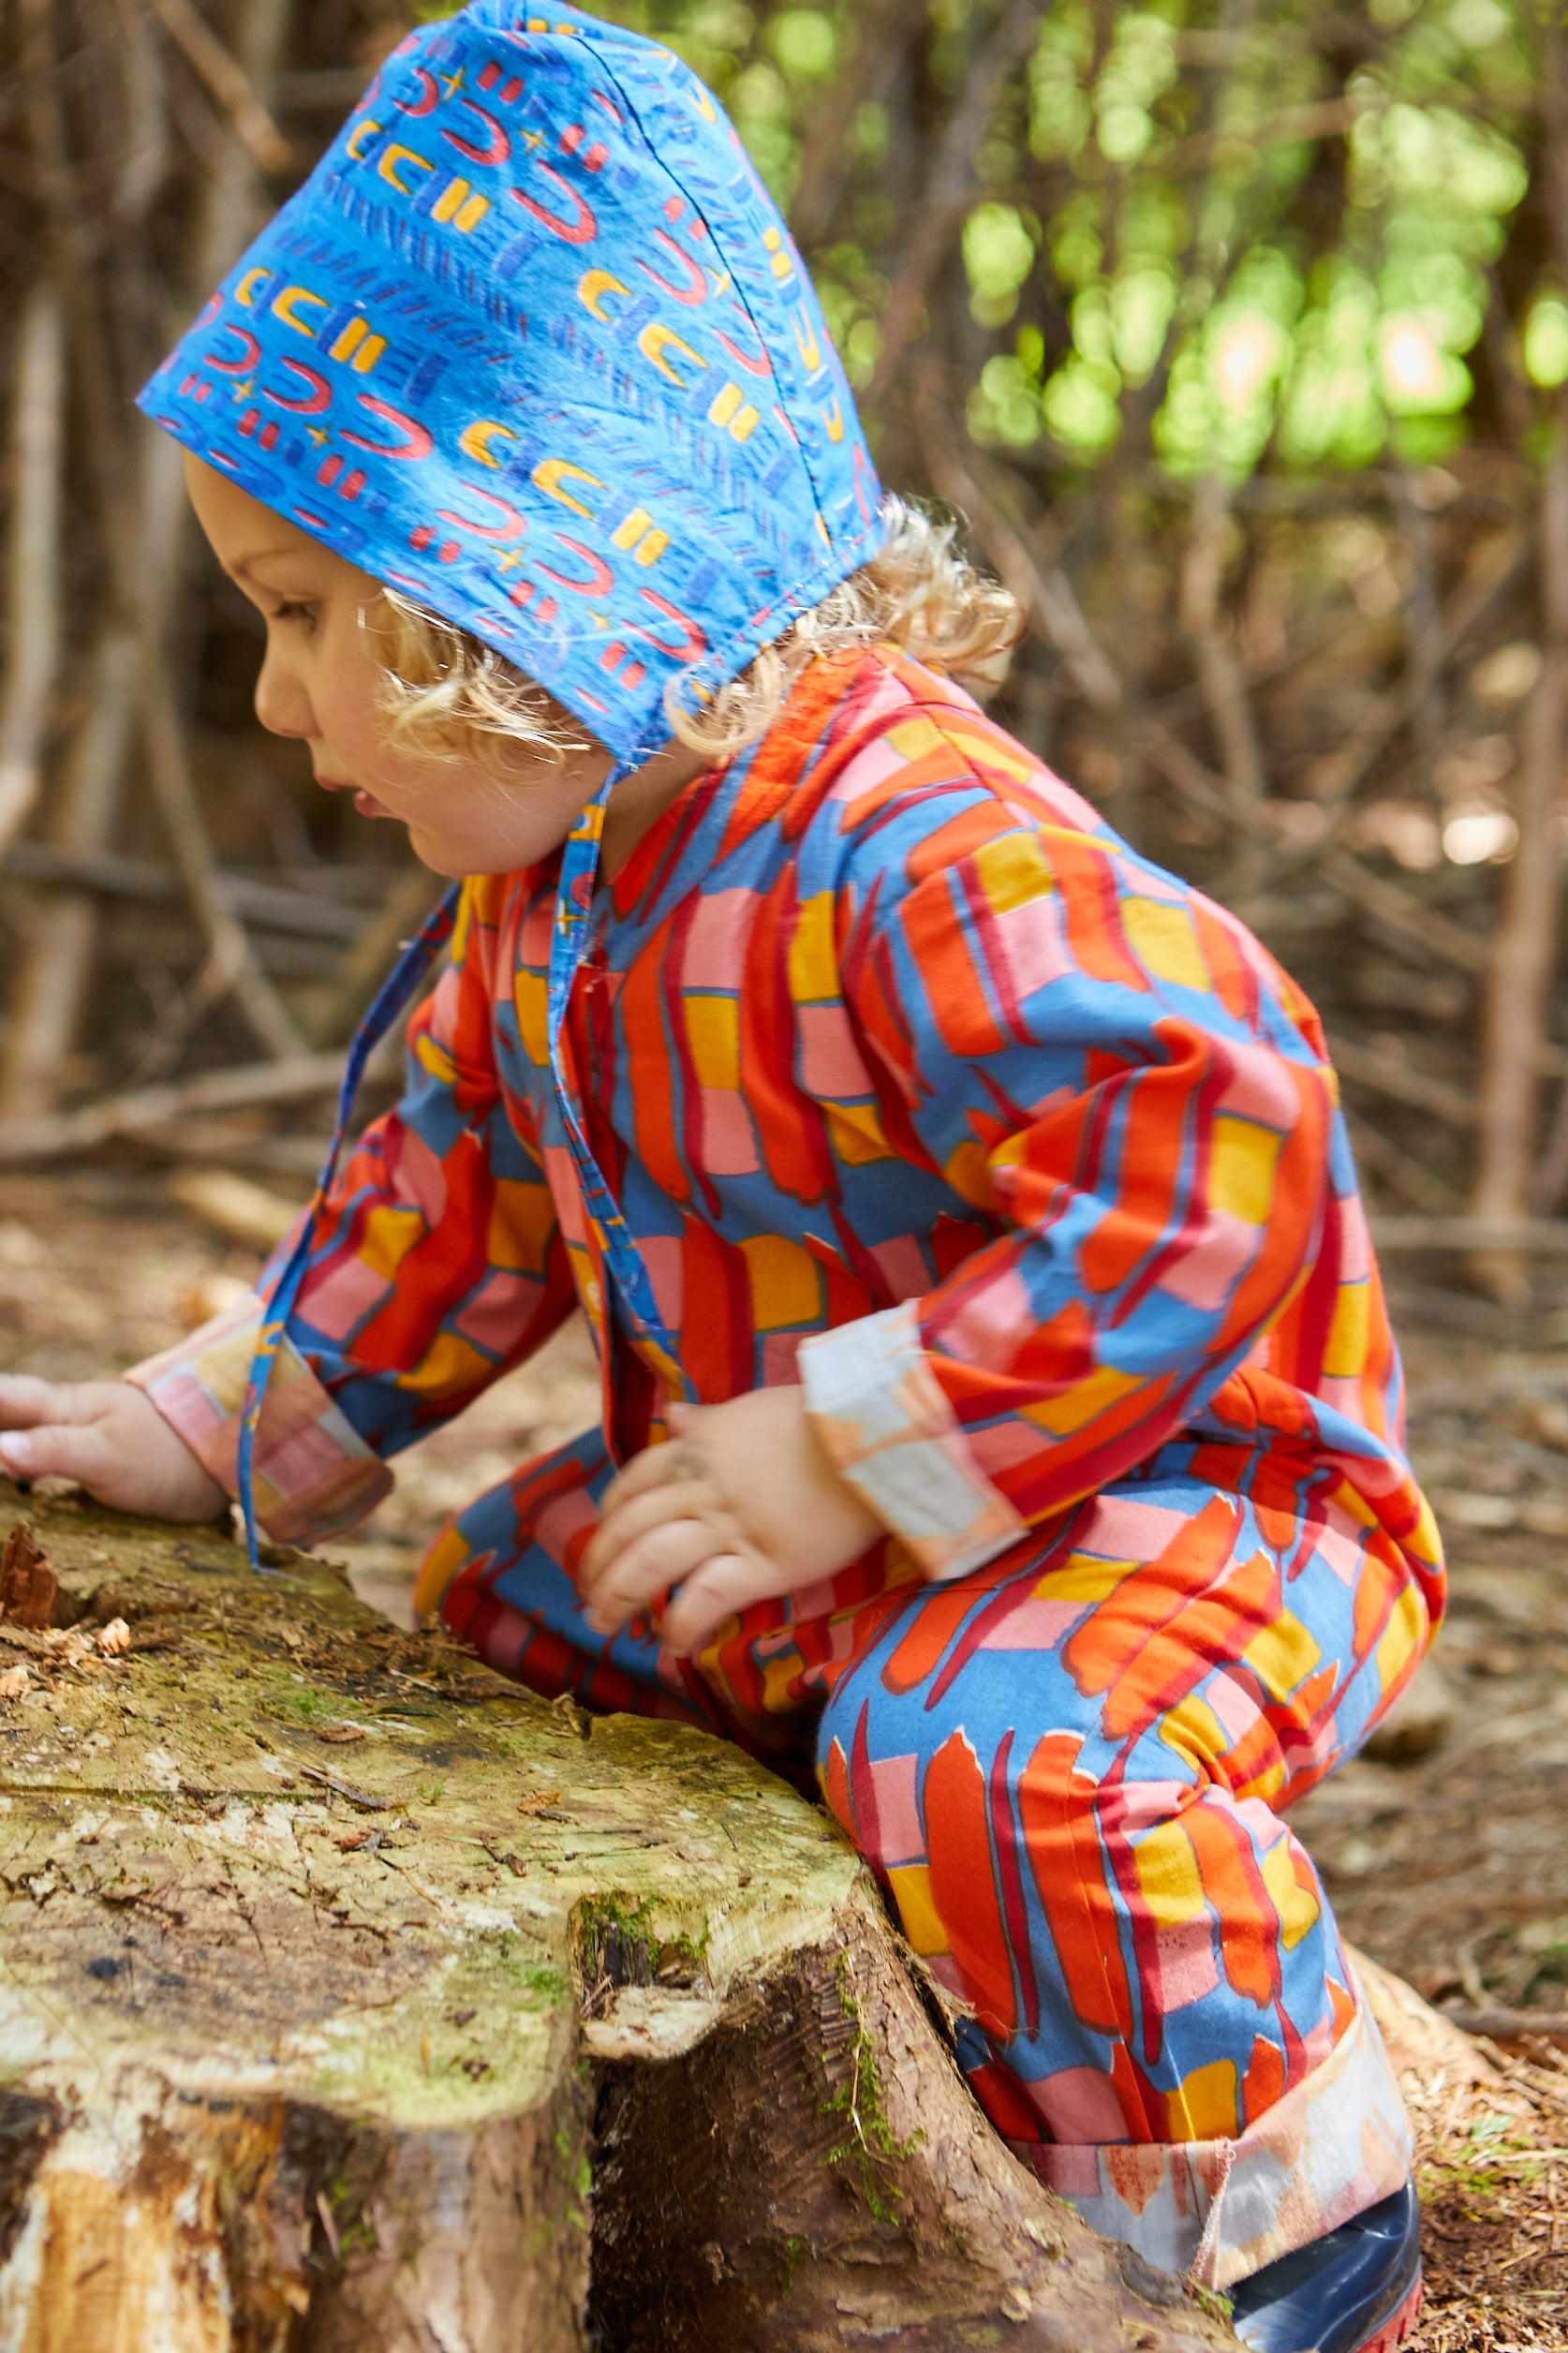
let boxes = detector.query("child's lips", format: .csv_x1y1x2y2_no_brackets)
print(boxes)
317,774,388,819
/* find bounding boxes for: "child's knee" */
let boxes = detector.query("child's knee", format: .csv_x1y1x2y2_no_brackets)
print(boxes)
816,1680,1108,1883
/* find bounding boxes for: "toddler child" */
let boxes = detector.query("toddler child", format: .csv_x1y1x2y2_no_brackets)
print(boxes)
0,9,1440,2345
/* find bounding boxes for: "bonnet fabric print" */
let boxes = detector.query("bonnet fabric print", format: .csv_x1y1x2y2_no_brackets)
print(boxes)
138,0,882,767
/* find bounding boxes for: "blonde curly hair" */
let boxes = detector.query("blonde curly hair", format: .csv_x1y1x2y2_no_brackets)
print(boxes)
366,497,1021,775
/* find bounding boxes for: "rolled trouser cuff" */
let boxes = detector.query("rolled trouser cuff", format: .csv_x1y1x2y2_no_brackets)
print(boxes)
1023,1986,1413,2293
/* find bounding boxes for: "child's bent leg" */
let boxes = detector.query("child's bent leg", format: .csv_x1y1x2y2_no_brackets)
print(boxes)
817,1476,1437,2292
418,1428,714,1727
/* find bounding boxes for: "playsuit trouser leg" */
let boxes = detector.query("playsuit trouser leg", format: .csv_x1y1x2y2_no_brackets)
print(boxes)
427,1432,1433,2290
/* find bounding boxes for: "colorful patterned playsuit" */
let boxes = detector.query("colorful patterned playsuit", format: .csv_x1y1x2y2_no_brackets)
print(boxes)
133,0,1442,2299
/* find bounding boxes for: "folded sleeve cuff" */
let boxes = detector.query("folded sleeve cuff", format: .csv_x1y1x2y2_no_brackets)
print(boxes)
126,1293,392,1546
798,1300,1027,1581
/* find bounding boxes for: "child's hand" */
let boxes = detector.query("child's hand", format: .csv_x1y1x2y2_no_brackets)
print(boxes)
0,1377,228,1521
579,1386,881,1658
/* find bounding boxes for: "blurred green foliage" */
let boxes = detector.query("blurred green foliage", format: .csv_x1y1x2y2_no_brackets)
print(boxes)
419,0,1559,504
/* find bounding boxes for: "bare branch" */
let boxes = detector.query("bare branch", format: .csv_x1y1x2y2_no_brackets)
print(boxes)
788,0,912,248
0,284,65,860
1327,1035,1477,1132
865,0,1043,407
0,1054,347,1166
1178,473,1268,891
141,0,293,174
913,377,1121,708
139,646,306,1062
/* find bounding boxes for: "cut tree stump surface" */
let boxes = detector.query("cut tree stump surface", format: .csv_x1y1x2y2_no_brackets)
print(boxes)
0,1480,1238,2350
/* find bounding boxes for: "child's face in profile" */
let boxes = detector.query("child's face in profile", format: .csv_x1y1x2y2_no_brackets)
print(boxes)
185,455,613,878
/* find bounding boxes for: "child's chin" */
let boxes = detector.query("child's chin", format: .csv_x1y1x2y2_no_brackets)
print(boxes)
407,833,473,879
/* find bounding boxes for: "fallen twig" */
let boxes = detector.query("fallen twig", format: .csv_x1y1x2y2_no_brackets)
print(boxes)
0,1050,345,1164
297,1761,393,1813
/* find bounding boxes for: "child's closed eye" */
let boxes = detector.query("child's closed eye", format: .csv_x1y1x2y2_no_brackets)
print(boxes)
270,599,319,629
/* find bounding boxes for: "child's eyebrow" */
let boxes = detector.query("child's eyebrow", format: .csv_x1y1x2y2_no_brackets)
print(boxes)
232,550,316,579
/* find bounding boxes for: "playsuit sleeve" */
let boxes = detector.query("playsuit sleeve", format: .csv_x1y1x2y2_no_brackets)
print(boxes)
797,771,1338,1582
126,878,574,1545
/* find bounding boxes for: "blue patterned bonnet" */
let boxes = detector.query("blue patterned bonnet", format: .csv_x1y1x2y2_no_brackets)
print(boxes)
139,0,881,764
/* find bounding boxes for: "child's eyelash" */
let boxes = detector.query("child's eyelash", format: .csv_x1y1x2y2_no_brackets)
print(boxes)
272,599,318,626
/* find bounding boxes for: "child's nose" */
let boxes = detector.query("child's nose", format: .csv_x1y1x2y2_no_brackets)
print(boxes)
253,641,312,741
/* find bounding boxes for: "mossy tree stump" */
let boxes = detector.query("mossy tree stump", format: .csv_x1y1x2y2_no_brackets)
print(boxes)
0,1479,1237,2351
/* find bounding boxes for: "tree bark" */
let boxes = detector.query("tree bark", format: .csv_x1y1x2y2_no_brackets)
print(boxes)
0,1480,1237,2352
1472,11,1568,1299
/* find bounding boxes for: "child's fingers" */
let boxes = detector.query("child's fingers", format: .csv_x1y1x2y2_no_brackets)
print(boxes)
658,1549,787,1658
581,1515,723,1635
598,1436,704,1520
0,1415,116,1487
582,1478,719,1589
0,1374,79,1431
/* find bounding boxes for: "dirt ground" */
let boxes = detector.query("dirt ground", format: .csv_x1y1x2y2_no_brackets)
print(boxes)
3,1162,1568,2343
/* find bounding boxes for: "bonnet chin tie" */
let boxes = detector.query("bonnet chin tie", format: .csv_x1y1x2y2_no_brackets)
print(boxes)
235,881,461,1570
543,762,689,1404
235,759,687,1571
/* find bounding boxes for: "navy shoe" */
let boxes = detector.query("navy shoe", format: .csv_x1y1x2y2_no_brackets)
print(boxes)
1228,2183,1423,2353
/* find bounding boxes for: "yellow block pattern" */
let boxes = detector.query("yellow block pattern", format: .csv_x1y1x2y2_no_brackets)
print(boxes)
1133,1817,1208,1928
827,1099,895,1165
1022,1362,1144,1436
1123,898,1211,993
487,1179,552,1274
1165,2057,1239,2142
1322,1280,1371,1379
1375,1581,1427,1699
1037,1553,1139,1606
414,1030,458,1088
884,716,950,763
887,1863,947,1957
400,1328,495,1400
514,968,549,1066
973,830,1056,914
741,1233,822,1330
687,995,739,1088
789,891,837,1001
1159,1692,1227,1778
1260,1835,1321,1950
943,1139,996,1207
1208,1115,1282,1227
413,1522,469,1617
945,723,1034,782
361,1204,425,1282
1243,1610,1322,1702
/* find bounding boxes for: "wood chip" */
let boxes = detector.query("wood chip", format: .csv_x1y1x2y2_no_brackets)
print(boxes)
316,1724,366,1744
515,1788,563,1815
0,1522,57,1629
